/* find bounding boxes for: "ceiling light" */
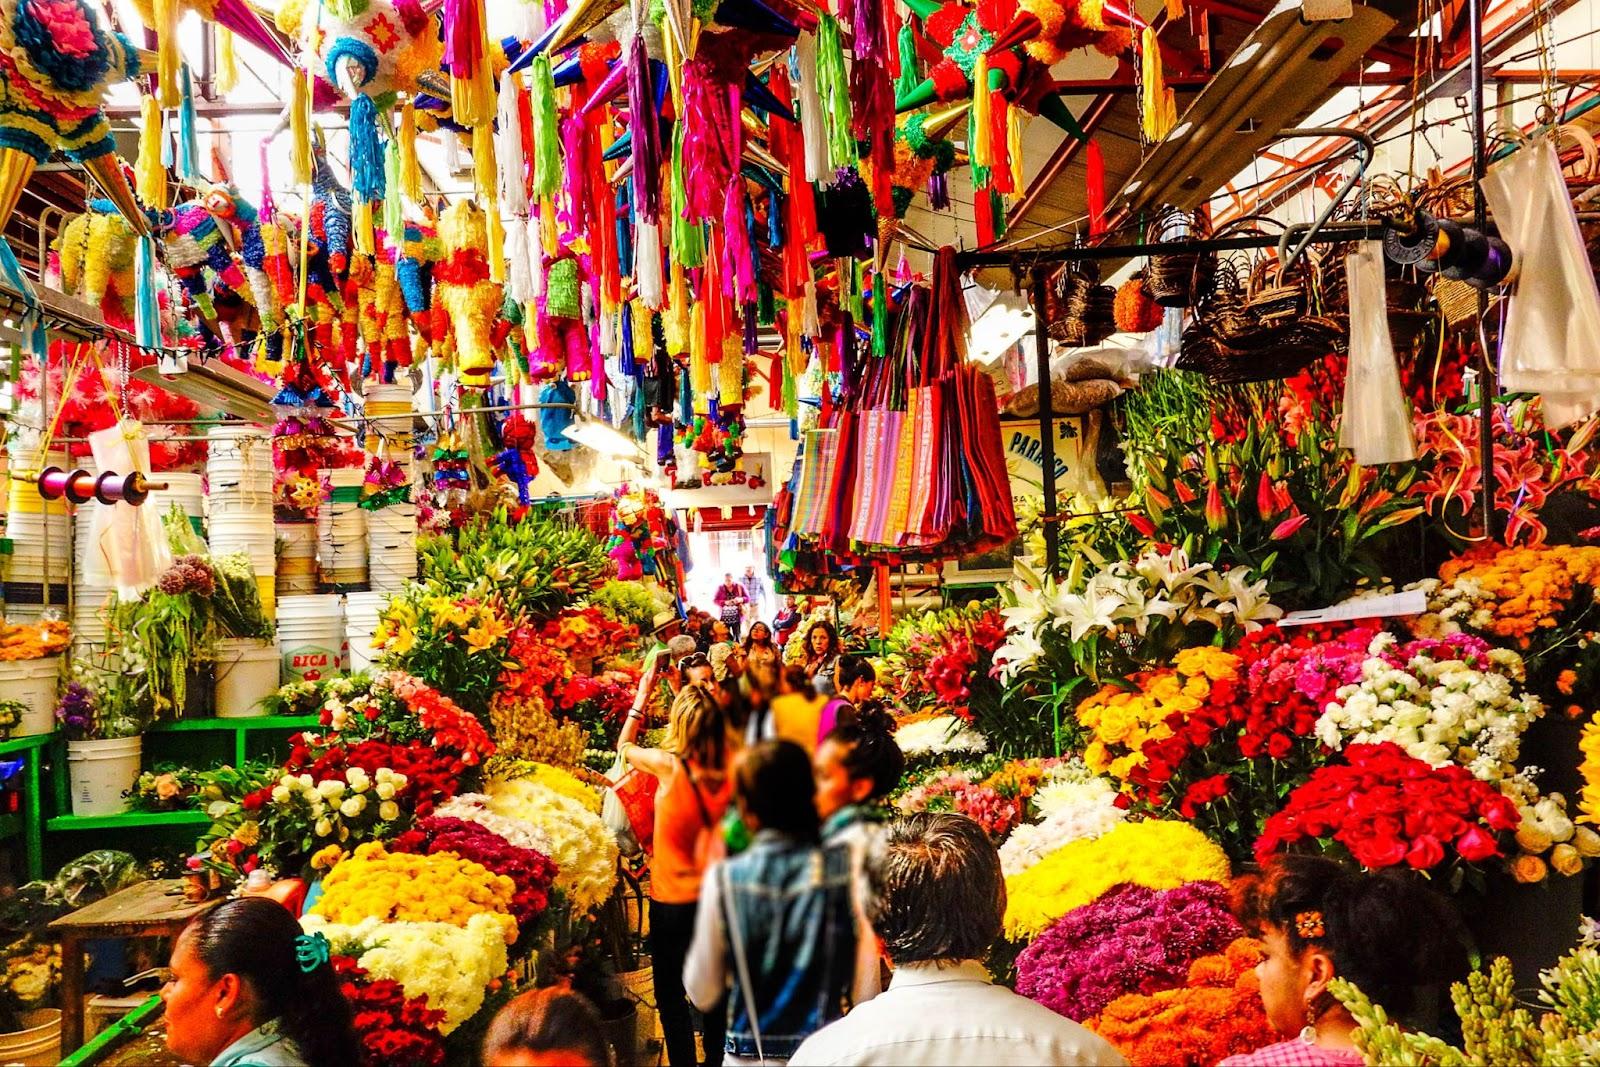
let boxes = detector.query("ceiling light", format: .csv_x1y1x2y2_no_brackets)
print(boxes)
563,417,648,460
969,290,1037,366
130,360,278,424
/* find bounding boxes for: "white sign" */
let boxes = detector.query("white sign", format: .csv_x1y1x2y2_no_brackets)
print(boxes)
1278,588,1428,627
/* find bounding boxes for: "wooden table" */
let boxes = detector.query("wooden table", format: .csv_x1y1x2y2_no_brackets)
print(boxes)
48,879,218,1055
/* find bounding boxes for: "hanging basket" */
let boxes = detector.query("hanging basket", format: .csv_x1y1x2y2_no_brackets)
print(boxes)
1145,208,1215,307
1196,253,1253,343
1177,316,1345,384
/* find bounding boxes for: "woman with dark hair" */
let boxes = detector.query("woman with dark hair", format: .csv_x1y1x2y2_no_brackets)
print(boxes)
1222,854,1469,1066
816,656,877,741
685,741,876,1064
483,987,612,1067
802,622,841,697
743,623,780,677
161,897,359,1066
815,702,903,847
619,683,737,1067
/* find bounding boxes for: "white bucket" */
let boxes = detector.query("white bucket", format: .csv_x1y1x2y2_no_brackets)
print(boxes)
214,637,281,717
0,1008,62,1066
343,592,387,672
278,594,345,682
0,656,59,737
146,472,205,532
66,736,142,816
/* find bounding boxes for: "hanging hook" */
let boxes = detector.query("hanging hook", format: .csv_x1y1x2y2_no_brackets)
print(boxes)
1272,127,1377,269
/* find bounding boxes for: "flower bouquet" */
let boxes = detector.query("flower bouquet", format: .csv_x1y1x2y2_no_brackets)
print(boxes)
998,769,1126,877
416,509,613,621
478,778,619,914
1016,881,1243,1022
1003,819,1230,941
373,582,514,717
309,841,519,941
893,715,990,764
392,816,558,934
332,955,448,1067
1089,938,1275,1066
1255,742,1520,881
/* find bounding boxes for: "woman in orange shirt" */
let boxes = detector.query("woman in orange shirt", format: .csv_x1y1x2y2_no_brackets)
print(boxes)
620,677,737,1067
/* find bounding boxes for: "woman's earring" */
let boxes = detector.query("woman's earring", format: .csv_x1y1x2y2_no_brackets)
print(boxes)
215,1004,226,1020
1299,998,1319,1046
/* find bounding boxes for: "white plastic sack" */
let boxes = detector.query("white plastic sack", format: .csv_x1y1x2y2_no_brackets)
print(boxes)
1480,135,1600,427
86,420,171,598
1340,242,1416,464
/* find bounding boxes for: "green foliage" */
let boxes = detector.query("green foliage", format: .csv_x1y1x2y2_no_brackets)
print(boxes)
418,509,613,618
585,579,666,631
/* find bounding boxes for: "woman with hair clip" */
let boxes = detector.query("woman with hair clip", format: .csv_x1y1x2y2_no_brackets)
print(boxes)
160,896,359,1066
1223,853,1470,1066
619,683,738,1067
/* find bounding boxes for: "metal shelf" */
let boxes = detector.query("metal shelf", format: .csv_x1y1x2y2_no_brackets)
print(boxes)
46,810,210,832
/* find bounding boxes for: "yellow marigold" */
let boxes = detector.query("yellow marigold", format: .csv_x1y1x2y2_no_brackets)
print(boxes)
1003,820,1231,940
1579,711,1600,828
310,842,518,942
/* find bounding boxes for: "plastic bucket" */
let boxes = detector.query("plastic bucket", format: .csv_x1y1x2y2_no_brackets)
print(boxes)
0,656,59,737
278,594,345,682
214,637,281,717
66,736,142,816
364,383,415,438
6,452,68,517
0,1008,62,1066
343,592,387,672
146,472,205,533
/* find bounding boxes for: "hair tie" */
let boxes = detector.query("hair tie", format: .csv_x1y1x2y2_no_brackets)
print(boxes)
294,931,331,973
1294,911,1325,940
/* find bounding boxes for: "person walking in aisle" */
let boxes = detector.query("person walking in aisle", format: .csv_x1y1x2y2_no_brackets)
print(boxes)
742,622,781,679
789,813,1127,1066
619,683,737,1067
714,574,747,642
738,565,766,630
773,597,802,649
685,741,878,1066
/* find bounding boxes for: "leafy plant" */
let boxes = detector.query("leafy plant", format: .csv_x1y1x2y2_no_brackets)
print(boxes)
584,580,666,631
417,510,612,619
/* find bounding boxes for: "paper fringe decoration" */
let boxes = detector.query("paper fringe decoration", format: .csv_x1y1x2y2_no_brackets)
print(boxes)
530,55,561,200
635,219,663,309
135,96,167,209
1140,26,1175,141
971,56,992,171
795,31,828,183
1086,138,1105,235
382,139,404,237
506,213,534,302
215,27,238,94
817,17,855,173
399,101,423,201
291,69,313,187
445,0,495,129
496,71,529,216
153,0,180,107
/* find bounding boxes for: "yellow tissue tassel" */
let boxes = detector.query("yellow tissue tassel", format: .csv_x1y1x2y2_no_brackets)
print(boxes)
290,70,313,186
215,27,238,94
1007,107,1025,198
449,0,496,129
1141,27,1174,141
400,101,423,201
719,336,744,410
689,303,710,411
55,213,88,295
134,96,167,209
153,0,179,107
970,55,991,171
663,263,689,355
1079,0,1106,31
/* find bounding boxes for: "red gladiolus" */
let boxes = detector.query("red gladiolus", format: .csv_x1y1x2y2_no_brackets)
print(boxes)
1204,482,1226,533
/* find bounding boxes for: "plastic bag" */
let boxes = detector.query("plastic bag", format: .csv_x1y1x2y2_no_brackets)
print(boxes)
1340,242,1416,464
1481,135,1600,427
85,420,171,597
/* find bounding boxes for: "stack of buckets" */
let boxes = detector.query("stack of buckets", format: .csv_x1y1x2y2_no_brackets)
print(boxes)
318,467,367,588
71,503,113,657
206,428,281,717
206,427,276,617
343,591,388,672
276,522,318,596
145,472,206,536
5,451,71,621
364,383,417,592
277,594,346,684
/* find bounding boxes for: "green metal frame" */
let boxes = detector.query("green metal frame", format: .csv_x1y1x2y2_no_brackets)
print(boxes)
0,733,52,881
57,993,163,1067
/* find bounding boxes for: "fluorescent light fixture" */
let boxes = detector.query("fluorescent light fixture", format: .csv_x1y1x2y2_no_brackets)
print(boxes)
968,290,1037,366
1117,1,1395,215
130,360,278,424
563,417,648,460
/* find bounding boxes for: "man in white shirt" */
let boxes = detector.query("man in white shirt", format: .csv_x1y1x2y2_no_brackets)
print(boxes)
789,812,1128,1067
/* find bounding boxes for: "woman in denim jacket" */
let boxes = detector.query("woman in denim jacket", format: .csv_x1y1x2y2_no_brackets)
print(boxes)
684,741,879,1065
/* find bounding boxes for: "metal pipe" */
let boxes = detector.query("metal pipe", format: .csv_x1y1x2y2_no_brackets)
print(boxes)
1031,267,1060,579
954,223,1387,270
1469,0,1496,542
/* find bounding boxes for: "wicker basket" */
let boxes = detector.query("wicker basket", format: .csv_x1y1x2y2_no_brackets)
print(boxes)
1145,208,1215,307
1177,316,1346,384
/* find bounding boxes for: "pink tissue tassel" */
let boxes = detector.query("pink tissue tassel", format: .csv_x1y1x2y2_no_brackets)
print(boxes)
628,25,665,309
683,58,755,304
851,0,895,213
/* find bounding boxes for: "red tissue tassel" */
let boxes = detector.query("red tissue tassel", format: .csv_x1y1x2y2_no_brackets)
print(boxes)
1086,138,1106,236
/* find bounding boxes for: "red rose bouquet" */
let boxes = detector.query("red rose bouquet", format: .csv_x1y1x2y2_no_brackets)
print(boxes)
1255,742,1521,874
332,955,447,1066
